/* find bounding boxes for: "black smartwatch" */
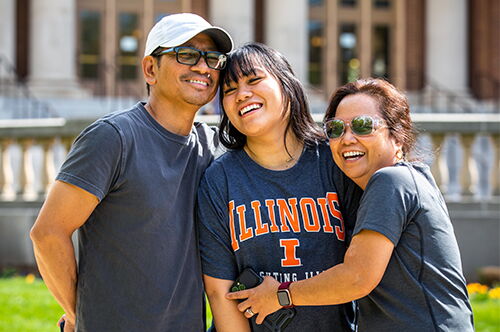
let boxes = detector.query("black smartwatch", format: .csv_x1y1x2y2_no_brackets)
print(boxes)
277,281,294,308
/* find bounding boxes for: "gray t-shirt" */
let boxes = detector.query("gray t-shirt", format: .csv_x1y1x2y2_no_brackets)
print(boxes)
353,162,474,332
57,102,217,332
198,142,362,331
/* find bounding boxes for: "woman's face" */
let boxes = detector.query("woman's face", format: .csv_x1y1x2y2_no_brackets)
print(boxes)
221,63,287,140
328,93,401,189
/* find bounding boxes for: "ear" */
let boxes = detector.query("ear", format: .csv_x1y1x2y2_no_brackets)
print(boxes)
142,56,157,86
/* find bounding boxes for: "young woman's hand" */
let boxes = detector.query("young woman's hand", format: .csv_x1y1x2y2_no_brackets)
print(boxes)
226,276,282,324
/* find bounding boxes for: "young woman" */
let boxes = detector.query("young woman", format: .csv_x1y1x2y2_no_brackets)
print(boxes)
197,43,361,331
228,78,474,331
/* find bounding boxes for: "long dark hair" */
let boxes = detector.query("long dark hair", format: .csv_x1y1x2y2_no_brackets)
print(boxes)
218,42,323,150
325,78,417,158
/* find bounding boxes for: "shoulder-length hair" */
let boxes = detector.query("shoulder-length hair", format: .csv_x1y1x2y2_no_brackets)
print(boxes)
218,42,323,150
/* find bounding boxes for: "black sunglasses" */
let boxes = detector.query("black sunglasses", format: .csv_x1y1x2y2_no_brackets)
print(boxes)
324,115,387,139
155,46,227,70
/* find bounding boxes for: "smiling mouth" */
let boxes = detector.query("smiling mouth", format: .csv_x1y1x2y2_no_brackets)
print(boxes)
187,79,209,87
343,151,365,160
239,103,262,116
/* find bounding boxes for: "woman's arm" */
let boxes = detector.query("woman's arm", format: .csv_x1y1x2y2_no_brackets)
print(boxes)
227,230,394,324
204,275,251,332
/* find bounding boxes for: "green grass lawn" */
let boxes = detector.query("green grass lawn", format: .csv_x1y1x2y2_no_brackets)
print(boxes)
0,276,498,332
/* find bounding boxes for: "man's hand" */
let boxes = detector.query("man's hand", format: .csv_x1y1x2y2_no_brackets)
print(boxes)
226,276,282,324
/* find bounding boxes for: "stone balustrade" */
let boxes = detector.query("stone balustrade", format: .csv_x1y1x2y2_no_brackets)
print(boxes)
0,113,498,202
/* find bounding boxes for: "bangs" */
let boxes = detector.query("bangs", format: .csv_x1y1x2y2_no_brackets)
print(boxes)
222,48,265,87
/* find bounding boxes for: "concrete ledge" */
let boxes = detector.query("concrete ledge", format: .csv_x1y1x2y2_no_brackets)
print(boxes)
0,200,497,281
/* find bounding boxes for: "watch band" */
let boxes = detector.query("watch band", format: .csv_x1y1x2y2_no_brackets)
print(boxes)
277,281,294,308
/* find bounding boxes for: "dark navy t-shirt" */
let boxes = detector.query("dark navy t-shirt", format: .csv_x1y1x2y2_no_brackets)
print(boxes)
353,162,474,332
57,102,217,332
198,142,361,331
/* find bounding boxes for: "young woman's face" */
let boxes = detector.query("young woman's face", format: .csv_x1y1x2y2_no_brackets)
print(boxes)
221,63,287,140
328,93,401,189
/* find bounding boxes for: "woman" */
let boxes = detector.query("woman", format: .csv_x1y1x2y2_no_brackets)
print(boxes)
228,78,474,331
197,43,361,331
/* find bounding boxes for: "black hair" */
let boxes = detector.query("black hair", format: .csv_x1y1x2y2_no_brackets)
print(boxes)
218,42,323,151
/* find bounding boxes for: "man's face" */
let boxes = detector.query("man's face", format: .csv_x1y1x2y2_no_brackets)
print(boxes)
152,33,221,108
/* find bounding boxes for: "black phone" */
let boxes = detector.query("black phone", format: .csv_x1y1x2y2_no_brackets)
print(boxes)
230,268,296,332
59,320,65,332
231,267,263,292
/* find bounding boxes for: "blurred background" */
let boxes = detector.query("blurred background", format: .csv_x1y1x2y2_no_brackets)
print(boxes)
0,0,498,284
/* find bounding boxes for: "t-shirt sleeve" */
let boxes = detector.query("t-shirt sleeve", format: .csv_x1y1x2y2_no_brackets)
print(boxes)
353,167,416,245
197,167,238,280
56,120,123,201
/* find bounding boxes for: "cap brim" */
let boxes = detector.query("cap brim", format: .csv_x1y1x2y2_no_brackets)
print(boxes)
155,27,233,54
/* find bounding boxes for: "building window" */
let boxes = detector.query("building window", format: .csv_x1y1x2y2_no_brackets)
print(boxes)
118,12,139,80
372,25,390,79
339,24,359,84
373,0,391,9
339,0,357,7
79,10,101,79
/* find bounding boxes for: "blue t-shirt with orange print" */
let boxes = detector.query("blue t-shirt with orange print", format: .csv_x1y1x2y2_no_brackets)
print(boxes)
198,141,362,331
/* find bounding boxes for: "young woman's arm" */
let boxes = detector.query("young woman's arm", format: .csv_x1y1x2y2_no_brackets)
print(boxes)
204,275,251,332
227,230,394,324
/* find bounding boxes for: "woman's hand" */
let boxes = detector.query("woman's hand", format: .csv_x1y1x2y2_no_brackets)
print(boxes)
226,276,282,324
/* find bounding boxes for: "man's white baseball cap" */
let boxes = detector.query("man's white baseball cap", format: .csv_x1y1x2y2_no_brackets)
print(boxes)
144,13,233,56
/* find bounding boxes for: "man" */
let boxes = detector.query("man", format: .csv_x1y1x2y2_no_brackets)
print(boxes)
30,13,233,332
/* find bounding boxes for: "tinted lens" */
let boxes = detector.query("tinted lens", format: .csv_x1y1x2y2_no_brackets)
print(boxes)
176,47,200,65
206,52,227,69
351,116,374,135
325,119,345,138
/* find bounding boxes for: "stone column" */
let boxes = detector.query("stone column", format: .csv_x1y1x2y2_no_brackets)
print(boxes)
426,0,468,91
28,0,88,98
0,0,16,78
359,0,372,79
394,0,406,88
265,0,308,82
210,0,254,48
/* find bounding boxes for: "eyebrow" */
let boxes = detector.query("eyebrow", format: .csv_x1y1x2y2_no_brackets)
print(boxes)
181,43,218,52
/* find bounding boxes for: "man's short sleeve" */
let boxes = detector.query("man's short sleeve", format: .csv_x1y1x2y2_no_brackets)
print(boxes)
197,167,238,281
353,167,416,245
56,121,123,201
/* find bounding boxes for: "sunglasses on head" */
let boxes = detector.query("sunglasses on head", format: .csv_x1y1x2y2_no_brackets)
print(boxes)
154,46,227,70
323,115,387,139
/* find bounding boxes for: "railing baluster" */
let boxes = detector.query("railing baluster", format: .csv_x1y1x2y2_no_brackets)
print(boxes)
0,138,16,201
491,134,500,196
430,133,449,193
40,138,56,197
20,138,37,201
459,134,478,197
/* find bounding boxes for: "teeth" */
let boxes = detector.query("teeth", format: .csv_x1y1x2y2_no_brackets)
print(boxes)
240,104,262,116
188,80,208,86
343,151,365,158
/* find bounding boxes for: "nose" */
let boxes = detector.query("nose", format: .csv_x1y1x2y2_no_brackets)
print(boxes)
190,56,211,75
235,87,252,103
341,125,357,144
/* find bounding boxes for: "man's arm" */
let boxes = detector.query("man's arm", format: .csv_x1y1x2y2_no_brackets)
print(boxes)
204,275,251,332
30,180,99,327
